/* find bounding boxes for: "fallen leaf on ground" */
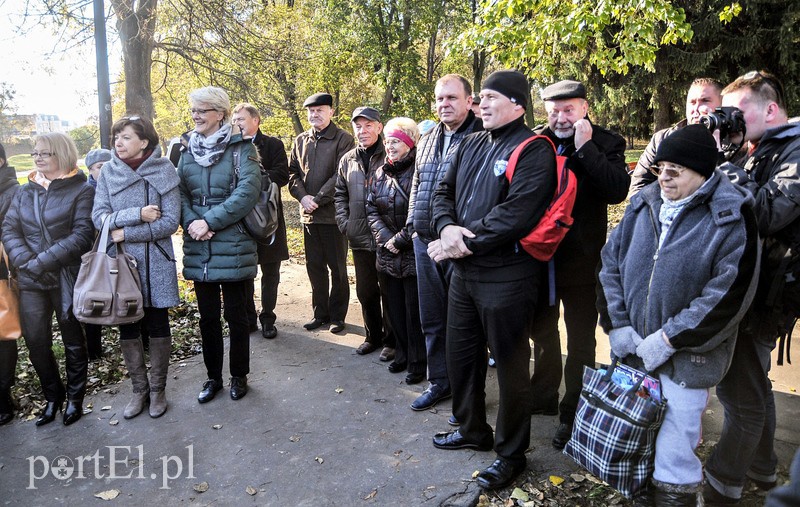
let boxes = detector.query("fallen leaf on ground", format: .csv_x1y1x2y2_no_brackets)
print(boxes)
364,489,377,500
212,424,222,430
472,470,480,478
109,419,119,426
570,473,586,482
101,405,112,411
193,482,209,493
510,487,529,501
334,387,344,394
94,489,120,500
289,435,300,442
549,475,565,486
246,486,257,496
315,456,323,464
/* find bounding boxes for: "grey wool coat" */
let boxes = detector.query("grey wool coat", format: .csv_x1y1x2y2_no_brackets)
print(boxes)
91,145,181,308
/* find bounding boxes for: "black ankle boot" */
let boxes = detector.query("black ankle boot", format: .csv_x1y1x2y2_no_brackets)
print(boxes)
0,389,14,425
63,400,83,426
35,399,64,427
654,488,698,507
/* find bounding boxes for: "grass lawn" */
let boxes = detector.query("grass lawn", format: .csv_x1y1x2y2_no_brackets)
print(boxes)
7,154,34,172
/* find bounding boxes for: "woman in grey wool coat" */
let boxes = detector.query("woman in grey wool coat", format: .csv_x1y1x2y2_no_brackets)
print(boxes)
92,115,180,420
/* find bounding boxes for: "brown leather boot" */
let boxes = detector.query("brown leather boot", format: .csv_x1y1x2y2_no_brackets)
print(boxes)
148,336,171,418
120,338,149,419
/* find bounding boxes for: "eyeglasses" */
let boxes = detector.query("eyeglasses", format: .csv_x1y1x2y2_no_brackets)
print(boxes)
384,139,404,147
741,70,786,109
190,108,217,115
649,164,687,179
30,152,53,159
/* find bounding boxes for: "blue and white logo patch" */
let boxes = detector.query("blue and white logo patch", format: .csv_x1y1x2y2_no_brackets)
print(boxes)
493,160,508,176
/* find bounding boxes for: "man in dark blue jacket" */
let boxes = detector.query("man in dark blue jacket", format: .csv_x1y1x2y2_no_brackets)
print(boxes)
429,70,556,490
407,74,482,411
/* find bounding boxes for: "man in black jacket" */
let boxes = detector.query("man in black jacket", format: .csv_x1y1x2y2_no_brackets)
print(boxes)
407,74,483,411
628,78,723,196
233,103,291,339
529,80,629,450
429,70,556,490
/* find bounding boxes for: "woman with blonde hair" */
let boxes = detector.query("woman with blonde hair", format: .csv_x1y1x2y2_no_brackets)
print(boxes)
2,132,95,426
92,115,180,419
366,117,426,384
178,86,261,403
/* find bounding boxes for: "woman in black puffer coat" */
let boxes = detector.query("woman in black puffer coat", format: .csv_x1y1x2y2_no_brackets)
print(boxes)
366,117,425,384
0,143,20,426
2,133,95,427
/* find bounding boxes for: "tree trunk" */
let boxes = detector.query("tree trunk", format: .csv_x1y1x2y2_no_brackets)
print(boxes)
112,0,158,121
274,67,304,135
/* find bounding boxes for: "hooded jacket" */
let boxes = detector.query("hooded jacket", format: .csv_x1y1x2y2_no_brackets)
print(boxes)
92,145,181,308
597,170,760,388
367,149,416,278
178,133,260,282
408,111,483,243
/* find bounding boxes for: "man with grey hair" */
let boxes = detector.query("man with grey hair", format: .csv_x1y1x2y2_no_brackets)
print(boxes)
529,79,628,451
288,93,354,333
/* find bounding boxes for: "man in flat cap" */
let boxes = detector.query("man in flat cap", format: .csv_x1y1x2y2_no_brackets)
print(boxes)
629,78,723,196
429,70,556,490
334,107,395,355
288,93,355,333
529,79,629,450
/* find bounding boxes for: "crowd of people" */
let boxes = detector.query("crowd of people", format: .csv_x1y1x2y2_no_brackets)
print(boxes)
0,68,797,506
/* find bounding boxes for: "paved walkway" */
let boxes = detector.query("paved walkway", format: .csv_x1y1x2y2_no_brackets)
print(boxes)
0,260,798,506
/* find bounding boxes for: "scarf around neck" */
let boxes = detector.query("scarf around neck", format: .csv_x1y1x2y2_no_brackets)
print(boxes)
189,123,232,167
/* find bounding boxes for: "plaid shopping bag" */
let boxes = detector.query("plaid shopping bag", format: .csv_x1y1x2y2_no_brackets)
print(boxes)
563,359,667,499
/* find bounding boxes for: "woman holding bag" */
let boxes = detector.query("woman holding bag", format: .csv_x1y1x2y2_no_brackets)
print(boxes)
596,125,760,505
2,133,94,426
91,115,180,419
178,86,260,403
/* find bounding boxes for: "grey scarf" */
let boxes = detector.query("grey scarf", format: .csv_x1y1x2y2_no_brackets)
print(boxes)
188,123,232,167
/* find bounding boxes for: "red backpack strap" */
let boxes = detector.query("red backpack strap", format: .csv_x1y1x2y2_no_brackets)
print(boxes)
505,135,559,182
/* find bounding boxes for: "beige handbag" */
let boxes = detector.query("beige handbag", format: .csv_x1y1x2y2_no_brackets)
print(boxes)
73,216,144,325
0,242,21,341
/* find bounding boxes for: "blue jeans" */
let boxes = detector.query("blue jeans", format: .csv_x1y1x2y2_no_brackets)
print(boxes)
705,321,778,499
413,237,452,389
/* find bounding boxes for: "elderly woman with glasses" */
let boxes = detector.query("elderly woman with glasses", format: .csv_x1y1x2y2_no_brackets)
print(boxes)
2,133,95,426
91,115,180,420
366,117,426,384
596,124,761,506
178,86,261,404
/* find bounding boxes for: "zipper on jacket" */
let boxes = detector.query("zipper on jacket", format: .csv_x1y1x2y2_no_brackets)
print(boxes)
203,262,208,281
643,209,661,334
461,149,498,223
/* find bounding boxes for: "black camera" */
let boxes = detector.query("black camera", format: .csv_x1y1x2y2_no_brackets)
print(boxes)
699,106,747,151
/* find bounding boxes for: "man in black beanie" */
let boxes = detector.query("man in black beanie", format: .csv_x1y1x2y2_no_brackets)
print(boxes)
529,79,629,451
428,70,556,489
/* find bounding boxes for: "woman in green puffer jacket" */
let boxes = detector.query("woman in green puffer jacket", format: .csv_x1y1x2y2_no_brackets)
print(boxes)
177,86,261,405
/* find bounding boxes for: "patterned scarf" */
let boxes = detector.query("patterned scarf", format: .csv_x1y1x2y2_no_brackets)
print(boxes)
188,123,232,167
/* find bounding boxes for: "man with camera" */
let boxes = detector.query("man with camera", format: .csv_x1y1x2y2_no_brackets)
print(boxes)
628,78,723,196
704,70,800,505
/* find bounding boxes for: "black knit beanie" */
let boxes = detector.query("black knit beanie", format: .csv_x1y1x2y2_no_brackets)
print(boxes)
654,124,718,178
482,70,529,109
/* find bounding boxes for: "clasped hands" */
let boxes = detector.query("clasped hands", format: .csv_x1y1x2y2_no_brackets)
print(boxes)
187,219,214,241
427,225,474,263
609,326,675,371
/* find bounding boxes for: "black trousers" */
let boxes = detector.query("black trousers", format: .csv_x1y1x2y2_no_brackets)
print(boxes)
447,271,538,464
195,280,251,380
303,224,349,322
19,288,87,402
529,283,598,424
119,307,171,340
0,340,18,393
352,249,393,346
383,275,425,373
245,261,282,329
